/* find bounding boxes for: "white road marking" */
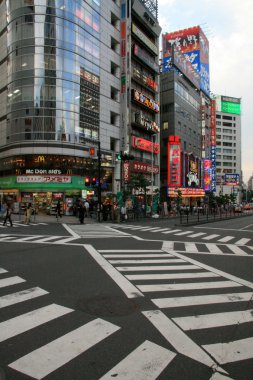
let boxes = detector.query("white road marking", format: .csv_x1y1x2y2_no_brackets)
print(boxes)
188,232,206,238
202,234,220,240
125,272,219,281
205,244,224,254
0,268,8,274
184,242,199,253
33,236,63,243
161,241,174,250
61,223,80,238
226,244,248,255
0,287,49,309
103,254,174,258
173,309,253,330
152,292,253,309
99,250,163,253
142,310,227,374
174,231,194,236
150,228,172,233
9,319,120,379
162,229,182,234
218,236,234,243
109,259,184,264
13,235,44,242
209,373,234,380
52,237,78,244
203,337,253,364
0,276,25,288
100,340,176,380
0,304,73,342
84,245,144,298
117,265,199,272
234,238,251,245
137,281,242,293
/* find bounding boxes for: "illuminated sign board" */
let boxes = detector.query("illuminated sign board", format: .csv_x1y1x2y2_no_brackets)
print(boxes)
167,188,205,197
224,174,240,186
203,159,212,191
17,176,71,183
132,89,159,113
168,135,181,187
221,101,241,115
132,136,160,154
132,161,159,174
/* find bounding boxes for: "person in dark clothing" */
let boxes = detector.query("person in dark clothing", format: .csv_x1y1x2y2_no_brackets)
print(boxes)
3,205,13,226
55,200,62,220
79,203,85,224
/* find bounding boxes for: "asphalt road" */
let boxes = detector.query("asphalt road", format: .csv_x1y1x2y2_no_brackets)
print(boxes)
0,217,253,379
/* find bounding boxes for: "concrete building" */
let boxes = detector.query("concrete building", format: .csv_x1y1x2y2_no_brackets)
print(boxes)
0,0,160,214
214,95,242,202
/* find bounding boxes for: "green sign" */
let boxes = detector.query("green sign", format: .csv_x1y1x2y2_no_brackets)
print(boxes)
221,101,241,115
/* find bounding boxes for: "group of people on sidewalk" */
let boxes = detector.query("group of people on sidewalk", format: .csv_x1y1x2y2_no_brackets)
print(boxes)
1,202,33,227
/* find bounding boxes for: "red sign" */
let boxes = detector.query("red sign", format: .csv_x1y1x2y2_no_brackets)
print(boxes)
132,136,160,154
163,26,200,55
168,187,205,197
123,161,130,182
168,136,181,187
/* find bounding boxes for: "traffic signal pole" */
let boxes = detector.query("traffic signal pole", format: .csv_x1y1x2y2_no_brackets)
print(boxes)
98,141,101,222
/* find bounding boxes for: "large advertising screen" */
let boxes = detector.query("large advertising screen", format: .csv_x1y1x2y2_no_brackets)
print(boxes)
224,174,240,186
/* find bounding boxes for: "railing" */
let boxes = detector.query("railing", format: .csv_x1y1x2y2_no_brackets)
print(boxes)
178,208,253,225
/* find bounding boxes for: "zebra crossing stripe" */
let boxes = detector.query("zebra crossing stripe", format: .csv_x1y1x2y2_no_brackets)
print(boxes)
218,236,234,243
34,236,63,243
150,228,172,233
209,373,234,380
0,268,8,274
203,337,253,364
235,238,251,245
188,232,206,238
205,244,224,254
13,235,44,242
117,264,199,272
100,340,176,380
109,258,184,264
125,272,219,281
99,250,163,253
173,309,253,331
162,229,182,234
137,280,242,293
151,292,253,309
226,244,248,255
202,234,220,240
174,231,194,236
0,304,73,342
184,242,199,253
103,253,174,258
0,287,49,309
142,310,227,374
8,318,120,379
0,276,25,288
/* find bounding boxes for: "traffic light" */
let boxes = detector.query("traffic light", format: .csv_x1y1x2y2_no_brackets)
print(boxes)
85,177,90,186
92,177,97,186
116,151,134,161
116,153,122,160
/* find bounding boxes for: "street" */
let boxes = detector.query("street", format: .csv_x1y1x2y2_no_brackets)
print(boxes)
0,216,253,379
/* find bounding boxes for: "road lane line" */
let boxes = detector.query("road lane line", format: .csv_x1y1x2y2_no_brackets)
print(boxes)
137,281,242,293
0,304,73,342
9,319,120,379
100,340,176,380
84,244,144,298
99,249,163,253
142,310,227,374
152,292,253,309
203,337,253,364
173,309,253,330
0,287,49,309
103,254,174,258
61,223,80,238
0,276,25,288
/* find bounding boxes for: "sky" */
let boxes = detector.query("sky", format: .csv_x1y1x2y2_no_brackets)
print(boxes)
158,0,253,184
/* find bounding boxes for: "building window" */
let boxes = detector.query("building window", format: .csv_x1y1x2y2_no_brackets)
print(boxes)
162,121,168,130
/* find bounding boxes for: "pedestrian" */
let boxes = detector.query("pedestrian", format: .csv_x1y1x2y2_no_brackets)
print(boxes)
79,202,85,224
84,199,89,217
3,204,13,227
24,203,33,225
55,199,62,220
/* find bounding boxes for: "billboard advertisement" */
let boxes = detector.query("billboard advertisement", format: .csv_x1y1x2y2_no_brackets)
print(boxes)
162,26,210,96
172,46,200,89
167,135,182,187
224,174,240,186
221,96,241,115
203,159,212,191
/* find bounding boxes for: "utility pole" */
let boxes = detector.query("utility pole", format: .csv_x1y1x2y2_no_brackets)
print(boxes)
97,141,101,222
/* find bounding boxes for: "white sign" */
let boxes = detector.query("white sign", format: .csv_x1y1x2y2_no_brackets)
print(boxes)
17,176,71,183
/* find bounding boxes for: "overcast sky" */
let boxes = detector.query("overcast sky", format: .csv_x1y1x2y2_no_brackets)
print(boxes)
158,0,253,184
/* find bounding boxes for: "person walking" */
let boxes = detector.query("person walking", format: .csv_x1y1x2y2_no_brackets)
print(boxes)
3,205,13,227
79,202,85,224
55,199,62,220
24,203,33,225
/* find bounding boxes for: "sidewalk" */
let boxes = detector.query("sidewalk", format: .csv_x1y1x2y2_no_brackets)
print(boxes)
10,213,113,225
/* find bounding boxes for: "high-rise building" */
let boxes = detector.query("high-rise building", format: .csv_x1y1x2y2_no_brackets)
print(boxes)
214,95,242,201
0,0,160,214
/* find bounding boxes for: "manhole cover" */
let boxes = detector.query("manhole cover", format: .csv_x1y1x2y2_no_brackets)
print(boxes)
77,295,140,317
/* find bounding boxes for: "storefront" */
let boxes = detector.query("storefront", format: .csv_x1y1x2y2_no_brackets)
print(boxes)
0,175,95,215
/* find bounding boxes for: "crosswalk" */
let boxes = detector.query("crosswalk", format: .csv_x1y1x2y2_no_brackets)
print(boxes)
93,244,253,377
115,224,252,245
0,267,178,379
0,221,48,229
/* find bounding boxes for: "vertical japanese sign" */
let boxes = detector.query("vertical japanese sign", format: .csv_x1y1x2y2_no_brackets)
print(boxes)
167,135,182,187
210,99,216,192
120,1,128,152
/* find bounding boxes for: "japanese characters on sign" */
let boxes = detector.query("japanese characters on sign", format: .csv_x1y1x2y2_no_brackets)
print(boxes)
167,187,205,197
168,136,181,187
210,100,216,192
123,161,130,182
17,176,71,183
132,89,159,112
132,161,159,174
